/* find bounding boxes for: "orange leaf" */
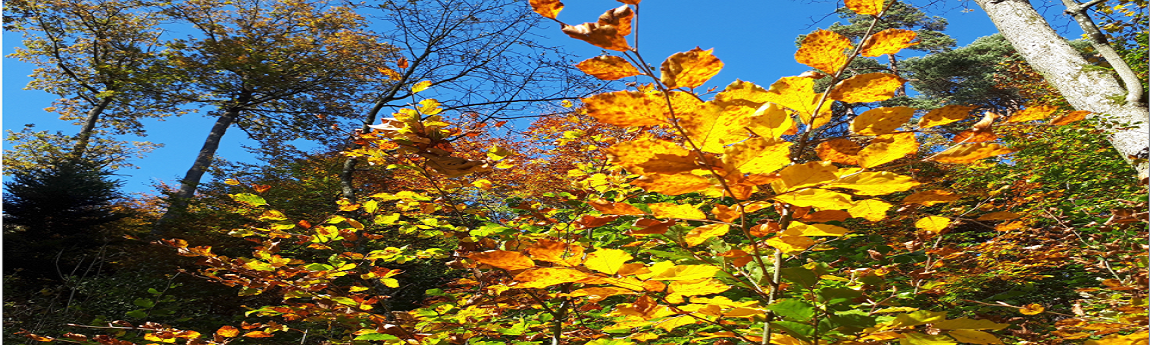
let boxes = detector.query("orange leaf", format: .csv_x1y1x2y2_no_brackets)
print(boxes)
796,29,852,74
861,29,918,57
243,331,274,338
851,106,915,135
561,5,632,51
902,190,959,206
802,210,851,222
932,143,1015,164
978,211,1021,221
846,0,885,15
589,201,647,215
830,73,905,103
1051,110,1090,125
582,90,668,126
633,173,715,196
712,204,741,223
513,267,594,289
919,105,975,128
684,224,729,247
772,161,839,192
252,184,271,193
217,326,240,338
767,235,816,253
469,250,536,271
577,55,640,80
528,239,584,266
661,47,723,89
723,137,793,175
817,139,862,165
774,188,855,210
528,0,563,19
1007,105,1058,123
858,132,918,168
764,76,832,129
606,138,697,175
1019,303,1045,315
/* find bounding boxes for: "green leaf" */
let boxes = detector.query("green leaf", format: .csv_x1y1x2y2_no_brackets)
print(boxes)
766,298,817,322
771,320,815,342
780,266,819,288
132,298,155,308
126,310,148,319
818,287,863,306
354,333,400,341
230,193,267,207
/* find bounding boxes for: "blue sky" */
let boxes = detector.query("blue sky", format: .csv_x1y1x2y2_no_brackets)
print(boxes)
1,0,1084,195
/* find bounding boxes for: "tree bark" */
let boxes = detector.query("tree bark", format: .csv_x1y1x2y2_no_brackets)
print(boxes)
71,96,114,159
974,0,1149,181
153,93,249,235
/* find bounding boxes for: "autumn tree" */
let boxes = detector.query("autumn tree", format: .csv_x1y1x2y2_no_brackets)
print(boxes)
338,0,601,202
153,0,394,233
3,0,173,169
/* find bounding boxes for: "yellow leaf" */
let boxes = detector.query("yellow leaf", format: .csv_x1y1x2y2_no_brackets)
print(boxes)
649,203,705,219
919,105,975,128
764,76,831,129
655,315,698,332
859,132,918,168
1051,110,1090,125
633,173,716,196
722,137,792,175
472,179,494,190
747,102,797,139
852,106,915,135
224,178,241,185
513,267,593,288
931,143,1015,164
934,317,1010,330
903,190,960,206
661,47,724,89
630,332,659,342
1084,331,1149,345
827,171,920,195
767,235,816,253
901,332,957,345
528,0,563,19
583,249,634,274
830,73,905,103
649,264,720,281
577,55,640,80
861,29,918,57
582,91,669,126
772,161,839,192
561,5,632,51
566,287,638,298
1019,303,1044,315
606,138,697,175
796,29,852,74
411,80,432,93
714,80,771,108
469,250,535,271
977,211,1021,221
848,199,892,221
1007,105,1058,123
243,331,273,338
684,224,730,247
846,0,886,15
784,221,849,236
915,216,951,232
679,101,748,153
668,278,730,298
775,188,855,210
816,139,861,165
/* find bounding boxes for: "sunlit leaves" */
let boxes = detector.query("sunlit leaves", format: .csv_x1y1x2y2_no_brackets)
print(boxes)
1019,303,1045,315
577,55,641,80
667,278,730,302
514,267,593,288
846,0,886,16
816,139,861,165
1006,105,1057,123
772,161,838,192
216,326,240,338
584,249,633,274
679,101,748,153
649,203,705,219
562,5,633,51
830,73,905,103
529,0,563,19
931,143,1015,164
947,330,1003,344
747,102,797,139
722,137,792,174
583,91,669,126
469,250,535,271
858,132,917,168
796,29,851,74
915,216,951,232
851,106,914,135
828,171,920,195
661,47,723,89
767,234,817,253
785,222,848,236
861,29,917,57
902,190,960,206
590,200,647,215
919,105,975,128
763,76,832,129
775,188,854,210
647,264,720,281
684,224,729,247
849,199,892,221
1051,110,1090,125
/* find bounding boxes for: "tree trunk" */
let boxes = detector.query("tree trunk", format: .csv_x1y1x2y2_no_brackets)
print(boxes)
974,0,1149,181
153,94,248,235
71,96,114,159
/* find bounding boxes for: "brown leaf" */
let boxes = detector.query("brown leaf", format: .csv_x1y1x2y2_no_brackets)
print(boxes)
576,55,640,80
561,5,632,51
528,0,563,19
